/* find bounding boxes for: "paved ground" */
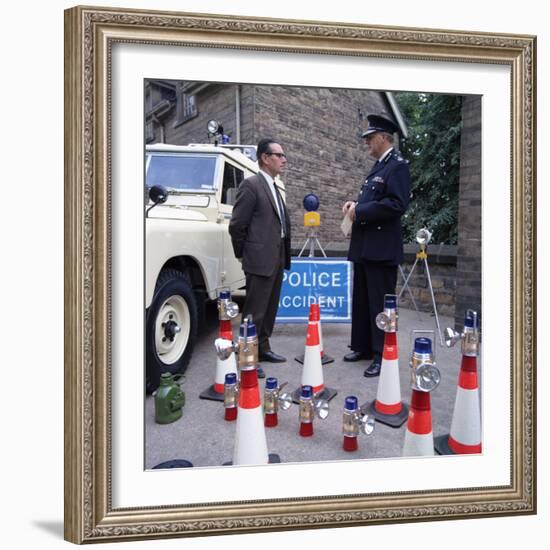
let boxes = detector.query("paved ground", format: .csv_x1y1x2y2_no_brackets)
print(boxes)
145,303,481,469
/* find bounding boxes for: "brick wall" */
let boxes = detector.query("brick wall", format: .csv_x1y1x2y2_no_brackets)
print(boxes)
454,96,482,328
289,241,458,317
252,85,390,250
397,245,457,318
149,80,395,252
146,80,482,322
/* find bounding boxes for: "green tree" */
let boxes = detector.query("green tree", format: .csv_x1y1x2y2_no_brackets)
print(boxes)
395,92,462,244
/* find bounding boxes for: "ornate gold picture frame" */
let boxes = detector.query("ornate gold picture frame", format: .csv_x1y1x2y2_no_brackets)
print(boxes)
64,5,536,544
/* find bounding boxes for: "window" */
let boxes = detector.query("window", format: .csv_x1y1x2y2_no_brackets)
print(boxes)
221,163,245,205
175,90,198,125
146,154,217,192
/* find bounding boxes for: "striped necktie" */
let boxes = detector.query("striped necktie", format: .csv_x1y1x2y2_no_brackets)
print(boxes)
274,185,287,238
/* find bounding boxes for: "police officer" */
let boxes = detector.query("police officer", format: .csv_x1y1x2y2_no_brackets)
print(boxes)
342,114,410,377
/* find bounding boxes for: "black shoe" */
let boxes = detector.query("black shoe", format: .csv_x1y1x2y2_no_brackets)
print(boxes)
343,351,373,362
259,351,286,363
257,367,266,379
363,360,381,378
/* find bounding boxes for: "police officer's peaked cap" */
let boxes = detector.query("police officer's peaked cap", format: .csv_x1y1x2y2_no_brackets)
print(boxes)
361,114,399,138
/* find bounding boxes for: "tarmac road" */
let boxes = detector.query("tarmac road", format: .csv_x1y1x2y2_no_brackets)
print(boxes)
145,303,481,469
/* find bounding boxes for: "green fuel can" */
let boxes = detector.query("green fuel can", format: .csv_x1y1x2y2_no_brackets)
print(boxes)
154,373,185,424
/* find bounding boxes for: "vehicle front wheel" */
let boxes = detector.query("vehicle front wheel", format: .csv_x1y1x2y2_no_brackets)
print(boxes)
145,269,198,393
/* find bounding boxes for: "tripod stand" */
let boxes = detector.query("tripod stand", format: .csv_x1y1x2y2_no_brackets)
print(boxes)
398,228,444,346
298,227,327,258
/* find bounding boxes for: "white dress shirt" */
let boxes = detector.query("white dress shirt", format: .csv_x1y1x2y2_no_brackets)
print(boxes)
259,169,285,237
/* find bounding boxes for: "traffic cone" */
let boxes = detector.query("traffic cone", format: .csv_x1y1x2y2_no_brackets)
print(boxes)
403,390,435,456
365,331,408,427
200,291,238,401
200,335,238,402
231,368,270,464
223,318,280,465
435,354,481,454
292,319,337,403
295,303,334,365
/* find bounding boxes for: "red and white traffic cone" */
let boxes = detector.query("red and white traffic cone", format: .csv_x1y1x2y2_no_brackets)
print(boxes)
200,336,237,401
200,291,238,402
292,319,337,403
435,354,481,454
223,317,281,465
302,320,324,394
435,311,481,455
403,337,440,456
365,295,408,427
366,331,408,427
403,390,434,456
295,302,334,365
232,368,270,464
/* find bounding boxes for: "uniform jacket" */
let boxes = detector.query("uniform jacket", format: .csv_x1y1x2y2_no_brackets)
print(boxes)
229,173,292,277
347,149,411,265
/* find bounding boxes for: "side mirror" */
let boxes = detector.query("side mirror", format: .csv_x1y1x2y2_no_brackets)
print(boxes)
146,185,168,217
149,185,168,205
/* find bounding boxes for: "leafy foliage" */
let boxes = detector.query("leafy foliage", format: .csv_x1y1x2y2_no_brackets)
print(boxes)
395,92,462,244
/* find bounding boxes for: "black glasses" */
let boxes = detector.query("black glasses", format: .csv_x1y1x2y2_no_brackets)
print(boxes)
266,152,287,159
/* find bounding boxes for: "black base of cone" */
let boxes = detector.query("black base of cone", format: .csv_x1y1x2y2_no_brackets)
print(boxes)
199,385,225,402
294,353,335,365
361,400,409,428
152,459,193,469
291,386,338,404
223,453,281,466
434,434,455,455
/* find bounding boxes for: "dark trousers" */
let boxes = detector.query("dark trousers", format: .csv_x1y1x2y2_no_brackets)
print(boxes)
351,262,398,360
242,241,285,355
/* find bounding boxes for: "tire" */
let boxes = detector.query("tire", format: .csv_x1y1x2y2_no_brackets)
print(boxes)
146,269,198,393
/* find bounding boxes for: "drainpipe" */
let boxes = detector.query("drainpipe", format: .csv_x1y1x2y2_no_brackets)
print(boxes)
235,85,241,144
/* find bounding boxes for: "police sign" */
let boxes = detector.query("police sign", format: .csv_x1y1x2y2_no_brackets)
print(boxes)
276,258,351,323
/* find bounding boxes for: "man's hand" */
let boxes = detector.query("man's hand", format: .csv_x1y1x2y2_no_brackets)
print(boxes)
343,201,357,222
342,200,354,215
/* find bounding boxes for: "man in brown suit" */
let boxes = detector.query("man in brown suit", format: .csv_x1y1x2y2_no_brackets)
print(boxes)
229,138,291,369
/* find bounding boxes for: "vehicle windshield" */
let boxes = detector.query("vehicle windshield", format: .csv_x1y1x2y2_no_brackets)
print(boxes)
146,154,217,192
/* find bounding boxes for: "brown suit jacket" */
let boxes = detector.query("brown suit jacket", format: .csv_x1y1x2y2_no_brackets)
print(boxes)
229,173,291,277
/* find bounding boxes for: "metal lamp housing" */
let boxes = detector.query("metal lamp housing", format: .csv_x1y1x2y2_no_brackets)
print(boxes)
207,119,220,134
409,342,440,392
214,338,236,360
314,398,330,420
416,227,432,247
218,298,239,320
413,361,441,392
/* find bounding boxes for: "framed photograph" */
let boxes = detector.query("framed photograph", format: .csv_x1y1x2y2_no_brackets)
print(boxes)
64,5,536,544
